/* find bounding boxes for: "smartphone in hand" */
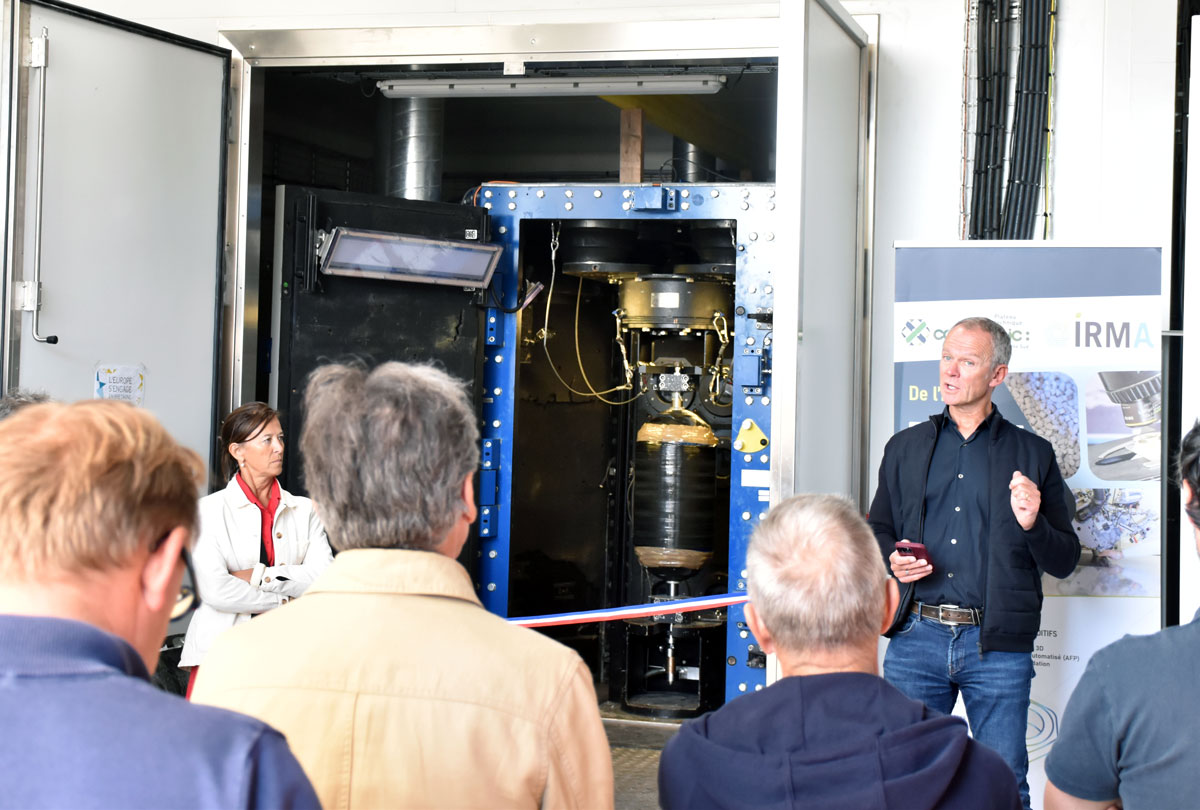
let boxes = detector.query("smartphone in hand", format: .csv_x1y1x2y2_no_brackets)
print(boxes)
895,541,931,564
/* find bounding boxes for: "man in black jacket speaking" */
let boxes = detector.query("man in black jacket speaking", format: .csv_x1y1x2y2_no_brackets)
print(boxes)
868,316,1079,810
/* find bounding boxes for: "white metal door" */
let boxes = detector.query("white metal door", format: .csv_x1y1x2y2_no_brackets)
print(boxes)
2,0,227,465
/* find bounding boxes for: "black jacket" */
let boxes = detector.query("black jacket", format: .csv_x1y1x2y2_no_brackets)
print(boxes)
657,672,1022,810
868,408,1079,653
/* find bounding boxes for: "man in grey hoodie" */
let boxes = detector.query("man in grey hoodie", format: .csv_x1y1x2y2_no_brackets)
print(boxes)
657,494,1021,810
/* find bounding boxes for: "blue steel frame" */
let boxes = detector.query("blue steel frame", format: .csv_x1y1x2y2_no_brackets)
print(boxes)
477,182,777,704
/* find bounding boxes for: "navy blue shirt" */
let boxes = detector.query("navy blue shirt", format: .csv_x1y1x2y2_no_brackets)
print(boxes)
0,615,321,810
915,406,994,608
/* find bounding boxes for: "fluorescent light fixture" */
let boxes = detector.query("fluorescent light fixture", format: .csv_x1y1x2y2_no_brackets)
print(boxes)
318,227,503,289
377,74,726,98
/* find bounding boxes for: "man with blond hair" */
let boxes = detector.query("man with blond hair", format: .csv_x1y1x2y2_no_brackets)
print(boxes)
0,400,318,809
658,494,1020,809
194,362,613,809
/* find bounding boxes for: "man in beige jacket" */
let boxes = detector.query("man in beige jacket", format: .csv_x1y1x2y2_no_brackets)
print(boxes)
192,362,613,810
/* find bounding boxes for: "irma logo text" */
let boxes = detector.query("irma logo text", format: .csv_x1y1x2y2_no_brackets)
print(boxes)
1074,318,1153,349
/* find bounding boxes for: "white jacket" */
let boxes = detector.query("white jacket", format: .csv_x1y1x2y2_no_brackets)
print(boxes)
180,477,333,667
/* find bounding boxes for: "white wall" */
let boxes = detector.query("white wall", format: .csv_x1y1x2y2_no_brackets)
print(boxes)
71,0,1179,488
841,0,1176,480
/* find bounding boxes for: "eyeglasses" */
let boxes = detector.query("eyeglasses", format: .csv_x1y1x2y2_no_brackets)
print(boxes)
171,548,201,621
152,533,202,621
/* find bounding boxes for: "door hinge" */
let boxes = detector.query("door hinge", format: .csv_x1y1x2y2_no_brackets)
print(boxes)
29,34,47,69
15,281,41,311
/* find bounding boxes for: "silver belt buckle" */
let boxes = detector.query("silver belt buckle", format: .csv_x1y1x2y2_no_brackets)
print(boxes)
937,603,967,625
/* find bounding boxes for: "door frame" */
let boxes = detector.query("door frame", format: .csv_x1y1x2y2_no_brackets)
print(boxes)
218,1,876,504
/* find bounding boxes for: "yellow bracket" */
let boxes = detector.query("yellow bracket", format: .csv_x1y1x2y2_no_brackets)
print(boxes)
734,419,769,452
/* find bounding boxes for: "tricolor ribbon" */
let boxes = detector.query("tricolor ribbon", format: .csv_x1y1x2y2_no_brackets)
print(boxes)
508,592,749,628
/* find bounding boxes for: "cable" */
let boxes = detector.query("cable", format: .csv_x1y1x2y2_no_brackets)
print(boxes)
1042,0,1056,239
540,222,641,405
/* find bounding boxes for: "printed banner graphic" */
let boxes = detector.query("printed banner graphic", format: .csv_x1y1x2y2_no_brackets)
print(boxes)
894,245,1162,807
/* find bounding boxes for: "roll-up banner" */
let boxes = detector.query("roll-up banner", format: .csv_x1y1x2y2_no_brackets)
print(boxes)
893,244,1162,805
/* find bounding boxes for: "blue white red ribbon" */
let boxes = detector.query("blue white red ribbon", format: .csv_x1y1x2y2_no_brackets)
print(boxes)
508,592,749,628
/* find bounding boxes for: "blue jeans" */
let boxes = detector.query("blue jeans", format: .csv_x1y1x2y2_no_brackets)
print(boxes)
883,612,1034,810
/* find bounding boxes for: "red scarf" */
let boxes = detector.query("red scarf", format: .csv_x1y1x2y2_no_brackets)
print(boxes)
235,473,281,566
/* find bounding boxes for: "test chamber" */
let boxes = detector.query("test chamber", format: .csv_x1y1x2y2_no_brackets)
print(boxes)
271,182,779,709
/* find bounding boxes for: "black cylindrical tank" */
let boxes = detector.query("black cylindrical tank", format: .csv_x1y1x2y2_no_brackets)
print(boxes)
633,406,718,575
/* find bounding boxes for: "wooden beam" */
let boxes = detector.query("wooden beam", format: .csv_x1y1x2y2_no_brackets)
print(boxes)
620,108,645,183
602,94,757,170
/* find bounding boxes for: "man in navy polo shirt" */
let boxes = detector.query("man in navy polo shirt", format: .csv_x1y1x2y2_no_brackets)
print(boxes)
869,317,1080,810
0,399,319,810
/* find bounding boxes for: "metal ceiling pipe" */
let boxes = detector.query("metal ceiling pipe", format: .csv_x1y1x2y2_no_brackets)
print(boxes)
384,96,444,201
672,137,715,182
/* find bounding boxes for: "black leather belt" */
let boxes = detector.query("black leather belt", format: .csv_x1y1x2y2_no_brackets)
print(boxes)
911,602,982,626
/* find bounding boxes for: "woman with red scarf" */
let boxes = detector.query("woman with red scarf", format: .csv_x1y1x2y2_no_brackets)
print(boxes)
181,403,332,696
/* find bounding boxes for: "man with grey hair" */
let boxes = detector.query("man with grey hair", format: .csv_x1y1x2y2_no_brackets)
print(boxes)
192,361,613,810
657,494,1020,809
869,316,1078,810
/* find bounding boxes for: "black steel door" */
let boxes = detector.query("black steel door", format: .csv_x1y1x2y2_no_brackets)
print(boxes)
273,186,490,494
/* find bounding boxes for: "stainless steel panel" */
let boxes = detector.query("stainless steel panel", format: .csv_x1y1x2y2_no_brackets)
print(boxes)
222,19,778,67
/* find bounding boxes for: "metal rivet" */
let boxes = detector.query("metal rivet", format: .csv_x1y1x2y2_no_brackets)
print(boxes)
593,189,602,198
681,189,691,198
759,512,767,521
745,396,754,405
488,336,495,343
755,684,764,692
741,511,751,520
741,569,749,578
488,316,496,323
741,202,749,210
493,387,502,396
764,337,772,347
739,630,749,639
764,285,773,294
483,507,490,515
565,202,574,211
749,232,758,241
733,440,743,450
488,550,498,558
622,202,631,211
537,189,545,198
711,189,720,198
484,202,492,209
739,683,747,692
766,232,775,241
507,202,516,210
487,583,497,591
743,454,752,462
737,244,745,251
760,454,768,463
498,225,507,234
492,420,501,428
495,355,503,363
762,396,771,406
508,189,517,198
565,190,574,198
767,202,776,211
622,189,632,198
484,189,493,198
746,336,756,346
681,202,690,211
